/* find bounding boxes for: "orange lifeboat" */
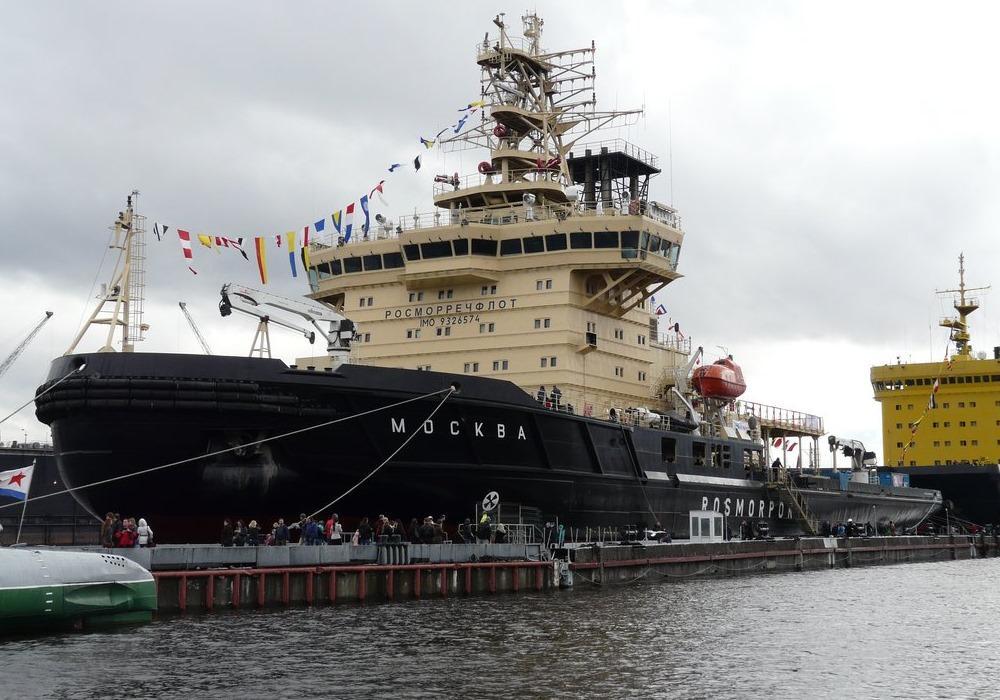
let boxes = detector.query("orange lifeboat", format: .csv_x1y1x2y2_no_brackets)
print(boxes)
691,356,747,400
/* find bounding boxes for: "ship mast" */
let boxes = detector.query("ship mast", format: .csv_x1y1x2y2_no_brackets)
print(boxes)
66,190,148,354
437,12,641,209
937,253,990,360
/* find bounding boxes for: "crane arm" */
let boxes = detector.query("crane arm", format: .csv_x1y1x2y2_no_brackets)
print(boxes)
178,302,213,355
0,312,54,379
219,283,355,368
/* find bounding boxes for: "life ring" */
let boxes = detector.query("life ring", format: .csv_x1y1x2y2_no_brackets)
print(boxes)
478,161,495,175
493,124,509,138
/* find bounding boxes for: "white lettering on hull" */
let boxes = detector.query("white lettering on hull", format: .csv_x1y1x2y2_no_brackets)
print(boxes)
390,417,527,441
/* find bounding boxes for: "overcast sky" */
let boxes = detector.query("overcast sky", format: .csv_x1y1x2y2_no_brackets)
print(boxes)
2,1,999,465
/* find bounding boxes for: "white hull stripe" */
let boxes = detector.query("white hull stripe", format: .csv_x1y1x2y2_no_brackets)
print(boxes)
0,578,152,592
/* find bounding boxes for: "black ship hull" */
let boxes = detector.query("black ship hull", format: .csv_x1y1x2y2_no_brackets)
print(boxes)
36,353,941,542
891,465,1000,527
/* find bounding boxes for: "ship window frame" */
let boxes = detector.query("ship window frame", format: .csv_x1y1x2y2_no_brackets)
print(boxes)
545,233,568,251
420,241,453,259
621,230,640,250
403,244,421,261
471,238,497,256
692,441,706,466
452,238,469,256
382,252,404,269
661,437,677,463
570,231,593,249
594,230,619,249
648,235,662,254
330,259,342,275
500,238,523,256
362,254,383,271
522,236,545,254
343,256,362,273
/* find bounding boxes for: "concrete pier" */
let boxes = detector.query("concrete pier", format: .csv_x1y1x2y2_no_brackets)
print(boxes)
41,533,999,614
566,535,992,586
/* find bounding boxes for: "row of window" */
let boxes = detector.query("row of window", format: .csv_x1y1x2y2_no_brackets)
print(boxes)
896,419,985,429
317,230,681,278
875,374,1000,391
894,400,980,410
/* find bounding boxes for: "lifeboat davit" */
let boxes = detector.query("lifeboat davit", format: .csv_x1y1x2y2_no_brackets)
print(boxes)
691,356,747,400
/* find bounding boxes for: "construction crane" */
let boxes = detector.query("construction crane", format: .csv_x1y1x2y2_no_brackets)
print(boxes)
178,302,212,355
0,311,54,380
218,283,355,368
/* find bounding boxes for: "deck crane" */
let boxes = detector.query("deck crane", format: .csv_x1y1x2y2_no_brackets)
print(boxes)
178,302,212,355
0,311,54,380
827,435,877,471
218,283,355,368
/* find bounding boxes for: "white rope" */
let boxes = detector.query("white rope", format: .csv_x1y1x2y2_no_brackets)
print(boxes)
0,365,83,426
0,386,454,512
308,387,454,519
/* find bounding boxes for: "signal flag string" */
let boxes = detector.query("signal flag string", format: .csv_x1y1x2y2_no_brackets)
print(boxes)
0,385,455,512
307,386,455,520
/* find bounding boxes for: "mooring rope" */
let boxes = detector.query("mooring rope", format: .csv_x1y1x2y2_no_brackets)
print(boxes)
0,385,454,512
307,386,455,519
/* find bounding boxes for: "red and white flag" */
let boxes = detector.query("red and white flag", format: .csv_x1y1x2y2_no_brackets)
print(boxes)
177,229,197,274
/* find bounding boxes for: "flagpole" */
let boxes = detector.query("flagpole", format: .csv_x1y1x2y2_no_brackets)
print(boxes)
15,459,34,545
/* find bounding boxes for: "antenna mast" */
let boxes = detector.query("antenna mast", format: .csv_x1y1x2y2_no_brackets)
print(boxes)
66,190,148,354
937,253,990,359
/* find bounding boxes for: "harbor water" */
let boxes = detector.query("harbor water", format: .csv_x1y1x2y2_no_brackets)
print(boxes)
3,558,997,699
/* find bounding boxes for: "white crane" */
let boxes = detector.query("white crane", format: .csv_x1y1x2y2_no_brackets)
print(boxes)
218,283,355,369
178,302,212,355
0,312,54,380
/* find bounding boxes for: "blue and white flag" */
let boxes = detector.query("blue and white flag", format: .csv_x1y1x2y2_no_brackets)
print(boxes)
0,465,33,501
360,194,370,234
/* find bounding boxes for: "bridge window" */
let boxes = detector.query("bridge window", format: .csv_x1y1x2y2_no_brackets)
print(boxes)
570,231,592,249
383,252,404,269
545,233,567,251
330,260,342,275
403,244,420,261
421,241,452,259
648,235,661,254
595,231,618,248
522,236,544,254
471,239,497,256
621,230,639,250
343,257,362,273
500,238,523,256
362,254,382,271
452,238,469,255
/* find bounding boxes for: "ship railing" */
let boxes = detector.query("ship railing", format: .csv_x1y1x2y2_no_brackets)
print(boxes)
650,333,691,354
475,36,535,61
532,390,676,432
570,138,660,170
432,167,566,196
737,400,824,436
500,523,544,545
313,200,683,248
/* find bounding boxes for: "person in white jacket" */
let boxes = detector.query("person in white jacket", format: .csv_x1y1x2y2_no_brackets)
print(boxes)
137,518,154,547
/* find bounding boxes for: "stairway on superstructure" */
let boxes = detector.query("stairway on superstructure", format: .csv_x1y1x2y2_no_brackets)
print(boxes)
766,466,820,536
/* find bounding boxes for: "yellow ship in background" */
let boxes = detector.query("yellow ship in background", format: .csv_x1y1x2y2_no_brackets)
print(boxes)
871,255,1000,525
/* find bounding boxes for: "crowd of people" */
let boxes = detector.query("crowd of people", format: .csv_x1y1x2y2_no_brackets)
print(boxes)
216,512,508,546
100,512,154,548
